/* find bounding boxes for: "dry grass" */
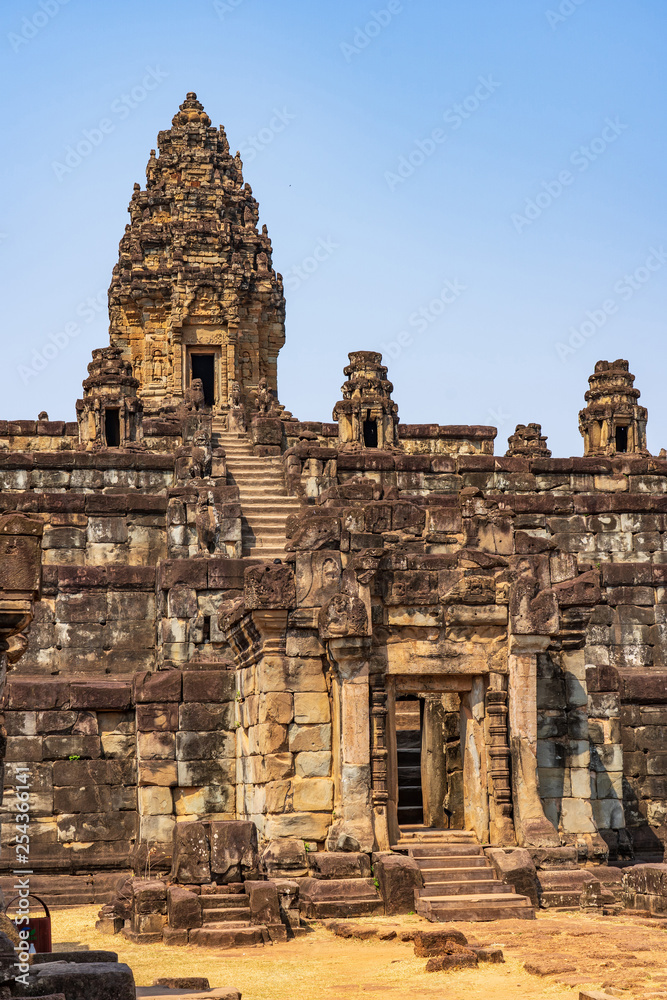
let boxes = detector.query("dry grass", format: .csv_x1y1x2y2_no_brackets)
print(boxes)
50,905,591,1000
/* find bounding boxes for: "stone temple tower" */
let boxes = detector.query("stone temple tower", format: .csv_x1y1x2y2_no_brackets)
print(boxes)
333,351,400,451
108,92,286,417
579,359,648,457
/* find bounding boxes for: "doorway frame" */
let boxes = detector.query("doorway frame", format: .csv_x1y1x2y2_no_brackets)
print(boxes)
385,673,474,847
186,346,222,410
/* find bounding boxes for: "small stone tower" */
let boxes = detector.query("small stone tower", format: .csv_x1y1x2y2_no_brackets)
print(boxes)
107,92,285,417
333,351,400,451
506,423,551,458
76,347,143,450
579,359,648,457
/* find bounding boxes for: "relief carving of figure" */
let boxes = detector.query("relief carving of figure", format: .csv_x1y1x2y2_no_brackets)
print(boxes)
228,380,246,434
318,593,368,639
256,376,275,415
151,349,166,383
195,492,219,555
190,429,213,479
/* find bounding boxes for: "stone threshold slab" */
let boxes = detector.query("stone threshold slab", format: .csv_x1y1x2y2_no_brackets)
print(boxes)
136,990,240,1000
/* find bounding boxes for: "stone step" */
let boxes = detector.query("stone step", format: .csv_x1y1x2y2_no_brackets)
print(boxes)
200,894,249,909
417,897,536,922
0,874,121,909
244,550,286,559
242,527,294,535
202,907,252,924
234,481,285,487
421,867,493,883
241,513,292,522
189,924,267,948
417,858,490,873
300,899,384,920
231,471,285,478
228,468,276,474
539,890,589,909
398,826,477,836
240,504,300,512
234,488,293,498
414,852,485,867
417,880,514,897
240,497,301,505
407,844,483,857
419,892,531,909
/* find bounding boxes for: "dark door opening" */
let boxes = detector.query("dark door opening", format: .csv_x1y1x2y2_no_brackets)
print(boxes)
363,409,378,448
615,426,628,453
104,408,120,447
396,696,423,826
191,354,215,407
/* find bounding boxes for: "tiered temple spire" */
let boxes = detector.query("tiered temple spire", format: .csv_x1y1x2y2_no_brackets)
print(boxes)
107,92,285,416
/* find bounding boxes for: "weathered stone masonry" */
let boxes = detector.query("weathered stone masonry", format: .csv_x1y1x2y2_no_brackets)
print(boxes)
0,95,665,888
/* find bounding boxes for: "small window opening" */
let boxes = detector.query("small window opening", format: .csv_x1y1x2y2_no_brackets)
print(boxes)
104,408,121,447
615,426,628,453
363,409,378,448
191,354,215,407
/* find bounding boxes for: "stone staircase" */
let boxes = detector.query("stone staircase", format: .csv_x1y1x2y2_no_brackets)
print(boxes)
215,426,302,560
189,887,268,948
0,872,121,910
393,828,535,922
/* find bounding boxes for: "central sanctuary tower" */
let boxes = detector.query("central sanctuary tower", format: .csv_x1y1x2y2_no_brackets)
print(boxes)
109,92,285,415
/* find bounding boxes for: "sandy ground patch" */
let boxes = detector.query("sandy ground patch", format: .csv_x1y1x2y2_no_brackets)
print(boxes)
49,905,667,1000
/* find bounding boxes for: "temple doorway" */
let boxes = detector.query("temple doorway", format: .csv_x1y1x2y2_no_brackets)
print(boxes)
391,689,465,834
395,696,423,825
190,353,216,407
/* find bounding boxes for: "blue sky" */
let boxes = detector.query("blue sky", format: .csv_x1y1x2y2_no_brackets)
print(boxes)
1,0,666,456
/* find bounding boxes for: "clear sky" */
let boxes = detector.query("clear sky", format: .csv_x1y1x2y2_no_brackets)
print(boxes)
1,0,666,456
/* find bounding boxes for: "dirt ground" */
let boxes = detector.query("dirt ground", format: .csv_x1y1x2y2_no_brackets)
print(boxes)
51,905,667,1000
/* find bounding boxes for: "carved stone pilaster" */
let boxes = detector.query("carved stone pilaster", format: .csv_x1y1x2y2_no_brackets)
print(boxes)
370,686,390,851
371,688,388,807
486,690,515,845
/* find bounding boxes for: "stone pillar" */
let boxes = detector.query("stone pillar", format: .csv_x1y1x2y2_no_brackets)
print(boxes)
507,641,543,753
508,636,560,848
325,635,374,852
553,648,601,846
460,678,489,843
422,696,447,830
